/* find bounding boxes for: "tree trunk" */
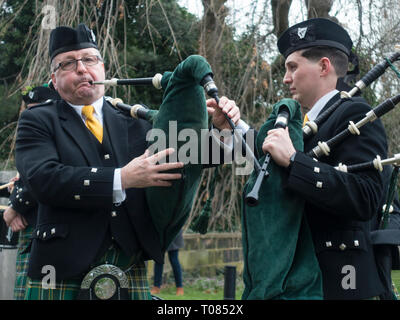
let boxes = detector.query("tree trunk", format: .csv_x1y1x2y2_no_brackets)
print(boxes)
271,0,292,38
199,0,228,73
305,0,337,22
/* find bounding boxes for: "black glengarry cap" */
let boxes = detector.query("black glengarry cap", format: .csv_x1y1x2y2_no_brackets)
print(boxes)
277,18,353,59
49,23,98,61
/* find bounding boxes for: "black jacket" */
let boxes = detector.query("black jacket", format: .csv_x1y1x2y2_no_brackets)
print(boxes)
286,93,387,299
15,99,163,281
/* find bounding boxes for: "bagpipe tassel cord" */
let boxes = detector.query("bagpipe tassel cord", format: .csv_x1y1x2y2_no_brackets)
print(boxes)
190,168,218,234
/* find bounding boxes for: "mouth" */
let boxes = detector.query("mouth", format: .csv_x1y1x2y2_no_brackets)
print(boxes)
77,80,94,88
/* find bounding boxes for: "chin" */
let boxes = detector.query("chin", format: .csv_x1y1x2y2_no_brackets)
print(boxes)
292,95,301,104
79,89,103,101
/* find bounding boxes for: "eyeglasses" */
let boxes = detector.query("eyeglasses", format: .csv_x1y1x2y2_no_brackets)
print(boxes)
54,55,103,72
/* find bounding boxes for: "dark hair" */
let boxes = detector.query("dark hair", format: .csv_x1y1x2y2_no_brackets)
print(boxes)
301,46,349,77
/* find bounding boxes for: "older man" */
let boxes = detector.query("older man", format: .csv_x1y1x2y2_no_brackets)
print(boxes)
15,23,240,300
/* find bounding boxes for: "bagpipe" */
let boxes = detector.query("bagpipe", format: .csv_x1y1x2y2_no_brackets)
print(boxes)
244,106,290,206
308,93,400,160
241,99,323,299
303,48,400,141
92,74,163,89
302,47,400,174
97,71,261,174
336,153,400,173
95,55,258,250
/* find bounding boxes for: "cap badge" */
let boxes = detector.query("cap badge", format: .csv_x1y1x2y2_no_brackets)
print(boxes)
297,27,308,39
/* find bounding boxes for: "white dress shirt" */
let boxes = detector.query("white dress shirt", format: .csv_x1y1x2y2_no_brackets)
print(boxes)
68,97,125,203
305,89,339,121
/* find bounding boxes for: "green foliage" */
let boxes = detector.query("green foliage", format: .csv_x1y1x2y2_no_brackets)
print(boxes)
0,0,38,83
0,1,41,166
0,85,20,167
111,0,200,107
0,85,20,123
350,48,380,107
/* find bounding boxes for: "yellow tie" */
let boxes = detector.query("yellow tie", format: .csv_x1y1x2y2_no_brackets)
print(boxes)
81,105,103,143
302,113,309,128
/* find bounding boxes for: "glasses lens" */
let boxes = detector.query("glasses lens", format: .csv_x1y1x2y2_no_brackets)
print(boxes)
58,56,101,71
60,60,76,71
82,56,99,66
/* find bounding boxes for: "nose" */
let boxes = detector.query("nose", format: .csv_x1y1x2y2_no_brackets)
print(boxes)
283,71,291,84
75,59,88,73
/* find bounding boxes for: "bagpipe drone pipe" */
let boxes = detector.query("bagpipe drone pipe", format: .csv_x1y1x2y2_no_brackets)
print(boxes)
241,99,323,300
303,47,400,141
308,94,400,160
302,47,400,176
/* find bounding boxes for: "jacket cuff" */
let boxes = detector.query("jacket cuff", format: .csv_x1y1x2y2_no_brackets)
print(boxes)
285,151,328,193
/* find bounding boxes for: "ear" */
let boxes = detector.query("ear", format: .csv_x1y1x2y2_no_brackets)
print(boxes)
100,62,105,77
319,57,331,76
51,73,57,90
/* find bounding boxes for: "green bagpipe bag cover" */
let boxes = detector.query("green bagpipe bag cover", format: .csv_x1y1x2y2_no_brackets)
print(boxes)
145,55,210,251
241,99,323,300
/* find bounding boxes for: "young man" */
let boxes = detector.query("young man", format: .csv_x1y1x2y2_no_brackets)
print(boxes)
15,23,240,300
263,18,388,299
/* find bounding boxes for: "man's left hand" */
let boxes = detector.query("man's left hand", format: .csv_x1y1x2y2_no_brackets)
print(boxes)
3,206,28,232
207,96,240,130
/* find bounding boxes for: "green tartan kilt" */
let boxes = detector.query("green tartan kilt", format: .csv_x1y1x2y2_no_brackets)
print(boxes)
14,224,34,300
24,243,151,300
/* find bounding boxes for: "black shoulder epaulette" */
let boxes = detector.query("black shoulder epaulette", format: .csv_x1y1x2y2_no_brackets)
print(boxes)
28,99,57,109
